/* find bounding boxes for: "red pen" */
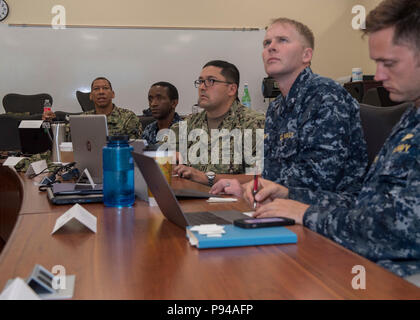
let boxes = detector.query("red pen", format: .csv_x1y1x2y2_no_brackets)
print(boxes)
253,174,258,209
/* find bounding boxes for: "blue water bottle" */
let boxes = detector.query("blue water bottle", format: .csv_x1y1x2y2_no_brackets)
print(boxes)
103,135,134,207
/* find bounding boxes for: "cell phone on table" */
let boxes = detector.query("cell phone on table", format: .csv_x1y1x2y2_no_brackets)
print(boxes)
233,217,295,229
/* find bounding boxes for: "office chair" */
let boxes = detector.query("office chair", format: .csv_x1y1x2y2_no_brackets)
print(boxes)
362,88,381,106
359,102,411,167
0,166,23,248
344,82,364,102
2,93,53,115
76,91,95,112
362,87,400,107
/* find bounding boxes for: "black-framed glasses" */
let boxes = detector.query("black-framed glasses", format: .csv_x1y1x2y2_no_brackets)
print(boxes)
194,79,233,88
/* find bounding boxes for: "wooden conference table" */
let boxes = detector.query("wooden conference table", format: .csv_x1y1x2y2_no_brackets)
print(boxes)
0,168,419,300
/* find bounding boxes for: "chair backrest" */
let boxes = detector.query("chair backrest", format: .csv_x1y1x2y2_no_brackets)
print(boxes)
377,86,401,107
76,91,95,112
344,82,364,102
138,116,155,129
0,166,23,247
2,93,53,115
0,113,43,151
362,88,381,106
362,87,401,107
359,102,411,166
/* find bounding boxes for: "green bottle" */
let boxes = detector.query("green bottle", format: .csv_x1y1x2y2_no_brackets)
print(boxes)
241,83,251,108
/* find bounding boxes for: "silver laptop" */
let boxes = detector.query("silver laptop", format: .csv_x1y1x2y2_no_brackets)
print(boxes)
69,115,108,184
132,152,249,228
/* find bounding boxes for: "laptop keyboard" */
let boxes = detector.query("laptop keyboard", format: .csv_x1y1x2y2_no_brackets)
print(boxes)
185,211,231,226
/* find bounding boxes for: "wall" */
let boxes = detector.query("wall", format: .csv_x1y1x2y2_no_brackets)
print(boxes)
1,0,384,113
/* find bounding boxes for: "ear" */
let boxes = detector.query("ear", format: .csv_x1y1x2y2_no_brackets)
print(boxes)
228,83,238,97
302,47,313,65
111,90,115,99
89,92,93,101
171,99,178,110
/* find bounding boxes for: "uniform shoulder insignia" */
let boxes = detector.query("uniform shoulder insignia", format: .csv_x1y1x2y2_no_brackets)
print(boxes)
401,133,414,142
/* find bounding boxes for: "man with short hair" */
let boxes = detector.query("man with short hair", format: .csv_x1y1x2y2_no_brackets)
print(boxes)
211,18,368,197
141,81,181,145
43,77,142,140
172,60,265,186
244,0,420,279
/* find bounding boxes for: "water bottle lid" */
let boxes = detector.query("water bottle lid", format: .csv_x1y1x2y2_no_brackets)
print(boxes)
107,135,129,141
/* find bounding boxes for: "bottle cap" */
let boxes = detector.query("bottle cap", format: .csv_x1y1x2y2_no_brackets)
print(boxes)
107,135,129,141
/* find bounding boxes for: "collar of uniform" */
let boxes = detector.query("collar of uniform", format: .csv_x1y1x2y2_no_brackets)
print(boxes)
172,112,182,125
205,99,241,129
104,104,121,124
285,67,313,103
153,112,182,132
399,103,420,128
86,103,117,116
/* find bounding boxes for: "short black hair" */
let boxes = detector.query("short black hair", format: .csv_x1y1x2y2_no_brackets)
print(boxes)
91,77,113,90
203,60,240,87
151,81,179,100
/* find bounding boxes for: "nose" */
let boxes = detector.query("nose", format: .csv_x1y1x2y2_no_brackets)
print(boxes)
198,81,207,91
150,98,159,107
374,63,388,82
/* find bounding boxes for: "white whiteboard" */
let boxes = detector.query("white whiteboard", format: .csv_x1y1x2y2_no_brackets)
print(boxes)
0,25,269,115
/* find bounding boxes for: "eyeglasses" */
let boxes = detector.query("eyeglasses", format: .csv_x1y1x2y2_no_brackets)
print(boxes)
194,79,233,88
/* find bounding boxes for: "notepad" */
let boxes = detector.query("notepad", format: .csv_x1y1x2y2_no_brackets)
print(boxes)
186,224,297,249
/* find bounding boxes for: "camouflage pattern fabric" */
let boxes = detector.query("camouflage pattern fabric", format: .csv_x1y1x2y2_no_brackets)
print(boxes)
289,105,420,278
171,100,265,174
14,150,54,172
75,105,142,140
5,112,31,116
263,67,368,193
141,112,181,145
15,105,142,172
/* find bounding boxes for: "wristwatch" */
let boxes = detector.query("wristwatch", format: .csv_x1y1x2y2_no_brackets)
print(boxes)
205,171,216,187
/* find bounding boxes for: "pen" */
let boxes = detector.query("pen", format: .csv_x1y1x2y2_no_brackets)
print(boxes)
253,174,258,209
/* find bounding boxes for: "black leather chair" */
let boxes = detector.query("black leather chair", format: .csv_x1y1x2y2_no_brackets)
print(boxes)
362,86,400,107
359,102,411,167
344,82,364,102
76,91,95,112
2,93,53,115
0,113,43,151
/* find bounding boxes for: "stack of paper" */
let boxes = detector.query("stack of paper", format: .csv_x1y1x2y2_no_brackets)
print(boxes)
188,224,225,238
186,224,297,249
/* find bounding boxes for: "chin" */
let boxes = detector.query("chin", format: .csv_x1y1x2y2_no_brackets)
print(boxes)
388,93,404,103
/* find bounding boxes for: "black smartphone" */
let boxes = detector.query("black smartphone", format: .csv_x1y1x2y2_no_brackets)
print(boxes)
233,217,295,229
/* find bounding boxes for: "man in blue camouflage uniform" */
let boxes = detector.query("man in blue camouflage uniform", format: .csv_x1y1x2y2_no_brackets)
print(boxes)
211,18,367,196
244,0,420,280
141,82,181,145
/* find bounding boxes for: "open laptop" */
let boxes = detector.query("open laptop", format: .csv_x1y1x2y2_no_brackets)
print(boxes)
132,152,249,228
133,141,220,201
18,125,52,155
69,115,108,184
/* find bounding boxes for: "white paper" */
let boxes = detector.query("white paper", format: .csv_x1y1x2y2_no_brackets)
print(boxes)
0,278,41,300
189,224,225,237
59,142,73,152
18,120,44,129
76,168,96,189
206,197,238,203
25,160,48,177
52,203,97,234
3,157,26,167
242,211,255,217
